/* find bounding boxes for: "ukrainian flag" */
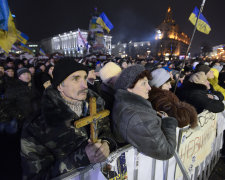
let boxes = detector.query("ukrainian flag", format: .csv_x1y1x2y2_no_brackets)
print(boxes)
0,0,9,31
19,43,33,55
0,0,17,53
96,12,114,33
17,30,29,44
189,7,211,34
39,48,46,56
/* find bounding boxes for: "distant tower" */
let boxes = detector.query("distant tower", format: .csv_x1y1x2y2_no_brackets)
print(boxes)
153,3,190,60
164,6,175,24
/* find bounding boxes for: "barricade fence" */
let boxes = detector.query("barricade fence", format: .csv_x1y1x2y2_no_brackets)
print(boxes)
54,110,225,180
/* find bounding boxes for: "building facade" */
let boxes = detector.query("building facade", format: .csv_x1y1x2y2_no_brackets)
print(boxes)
210,44,225,60
40,29,112,56
152,6,190,60
111,41,151,58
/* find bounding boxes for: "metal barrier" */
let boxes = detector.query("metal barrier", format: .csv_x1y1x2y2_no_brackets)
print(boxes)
53,110,225,180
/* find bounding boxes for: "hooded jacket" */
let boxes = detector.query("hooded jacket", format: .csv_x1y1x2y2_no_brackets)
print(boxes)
112,89,177,160
208,68,225,99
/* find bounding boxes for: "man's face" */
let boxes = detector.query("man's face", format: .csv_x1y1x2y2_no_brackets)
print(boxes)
58,70,88,102
6,69,14,78
19,72,31,83
29,67,35,75
40,65,46,72
128,77,151,99
7,62,14,67
0,66,4,77
206,70,214,79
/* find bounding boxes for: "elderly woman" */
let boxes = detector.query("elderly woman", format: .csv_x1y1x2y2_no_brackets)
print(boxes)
179,72,224,114
149,68,198,128
112,65,178,160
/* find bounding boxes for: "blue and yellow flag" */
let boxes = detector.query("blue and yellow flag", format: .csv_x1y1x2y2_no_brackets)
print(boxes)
17,30,29,44
96,12,114,33
19,43,33,55
0,0,17,53
39,48,46,56
0,0,10,31
189,7,211,34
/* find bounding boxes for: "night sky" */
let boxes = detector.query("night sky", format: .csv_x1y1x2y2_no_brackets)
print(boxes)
8,0,225,55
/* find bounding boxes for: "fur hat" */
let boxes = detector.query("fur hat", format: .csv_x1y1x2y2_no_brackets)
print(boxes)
189,72,207,85
114,65,145,90
17,68,30,77
99,62,121,83
149,68,171,88
52,58,88,88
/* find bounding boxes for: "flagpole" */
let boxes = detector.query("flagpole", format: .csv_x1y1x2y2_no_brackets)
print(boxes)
174,0,207,93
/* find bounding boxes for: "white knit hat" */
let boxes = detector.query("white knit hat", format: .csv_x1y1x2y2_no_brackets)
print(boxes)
149,68,171,87
99,62,122,83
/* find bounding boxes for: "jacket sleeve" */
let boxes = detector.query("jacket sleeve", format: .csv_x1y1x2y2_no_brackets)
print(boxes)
126,113,178,160
97,116,117,151
190,93,224,113
209,78,225,99
21,136,90,180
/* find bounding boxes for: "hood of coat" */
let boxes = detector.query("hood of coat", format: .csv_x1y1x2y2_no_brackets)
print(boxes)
42,86,105,126
210,68,219,79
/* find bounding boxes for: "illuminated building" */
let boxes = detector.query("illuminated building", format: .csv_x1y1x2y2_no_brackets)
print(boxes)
210,44,225,60
152,6,190,60
40,29,112,57
111,41,151,58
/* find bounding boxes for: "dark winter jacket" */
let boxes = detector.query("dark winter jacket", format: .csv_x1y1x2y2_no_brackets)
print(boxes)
112,89,178,160
178,82,224,114
148,87,198,128
21,87,116,180
100,83,115,114
3,79,40,126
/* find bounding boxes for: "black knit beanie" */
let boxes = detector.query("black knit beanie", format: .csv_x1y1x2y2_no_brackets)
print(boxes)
52,58,88,88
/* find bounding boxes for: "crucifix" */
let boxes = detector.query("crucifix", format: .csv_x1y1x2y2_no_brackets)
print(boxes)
74,97,110,143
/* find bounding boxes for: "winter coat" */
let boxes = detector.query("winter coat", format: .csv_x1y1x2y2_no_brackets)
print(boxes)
21,87,116,180
178,81,224,114
112,89,178,160
219,71,225,89
148,87,198,128
208,68,225,99
100,83,115,114
3,79,41,127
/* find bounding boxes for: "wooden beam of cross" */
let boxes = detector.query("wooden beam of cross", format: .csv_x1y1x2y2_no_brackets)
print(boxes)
74,97,110,143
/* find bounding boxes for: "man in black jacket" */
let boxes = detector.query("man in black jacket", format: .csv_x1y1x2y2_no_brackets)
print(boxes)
21,58,116,179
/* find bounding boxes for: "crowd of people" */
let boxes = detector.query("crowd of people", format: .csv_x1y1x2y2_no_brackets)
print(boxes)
0,54,225,179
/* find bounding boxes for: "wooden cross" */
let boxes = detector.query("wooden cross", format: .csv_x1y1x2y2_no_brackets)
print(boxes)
74,97,110,143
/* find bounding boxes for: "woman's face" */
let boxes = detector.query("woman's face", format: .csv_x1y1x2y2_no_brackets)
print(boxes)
161,81,172,90
128,77,151,99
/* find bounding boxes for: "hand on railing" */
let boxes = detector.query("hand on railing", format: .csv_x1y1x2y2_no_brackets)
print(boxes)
85,139,110,163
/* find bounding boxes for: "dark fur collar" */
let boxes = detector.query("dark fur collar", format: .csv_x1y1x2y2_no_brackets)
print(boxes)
42,86,105,126
184,82,207,91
